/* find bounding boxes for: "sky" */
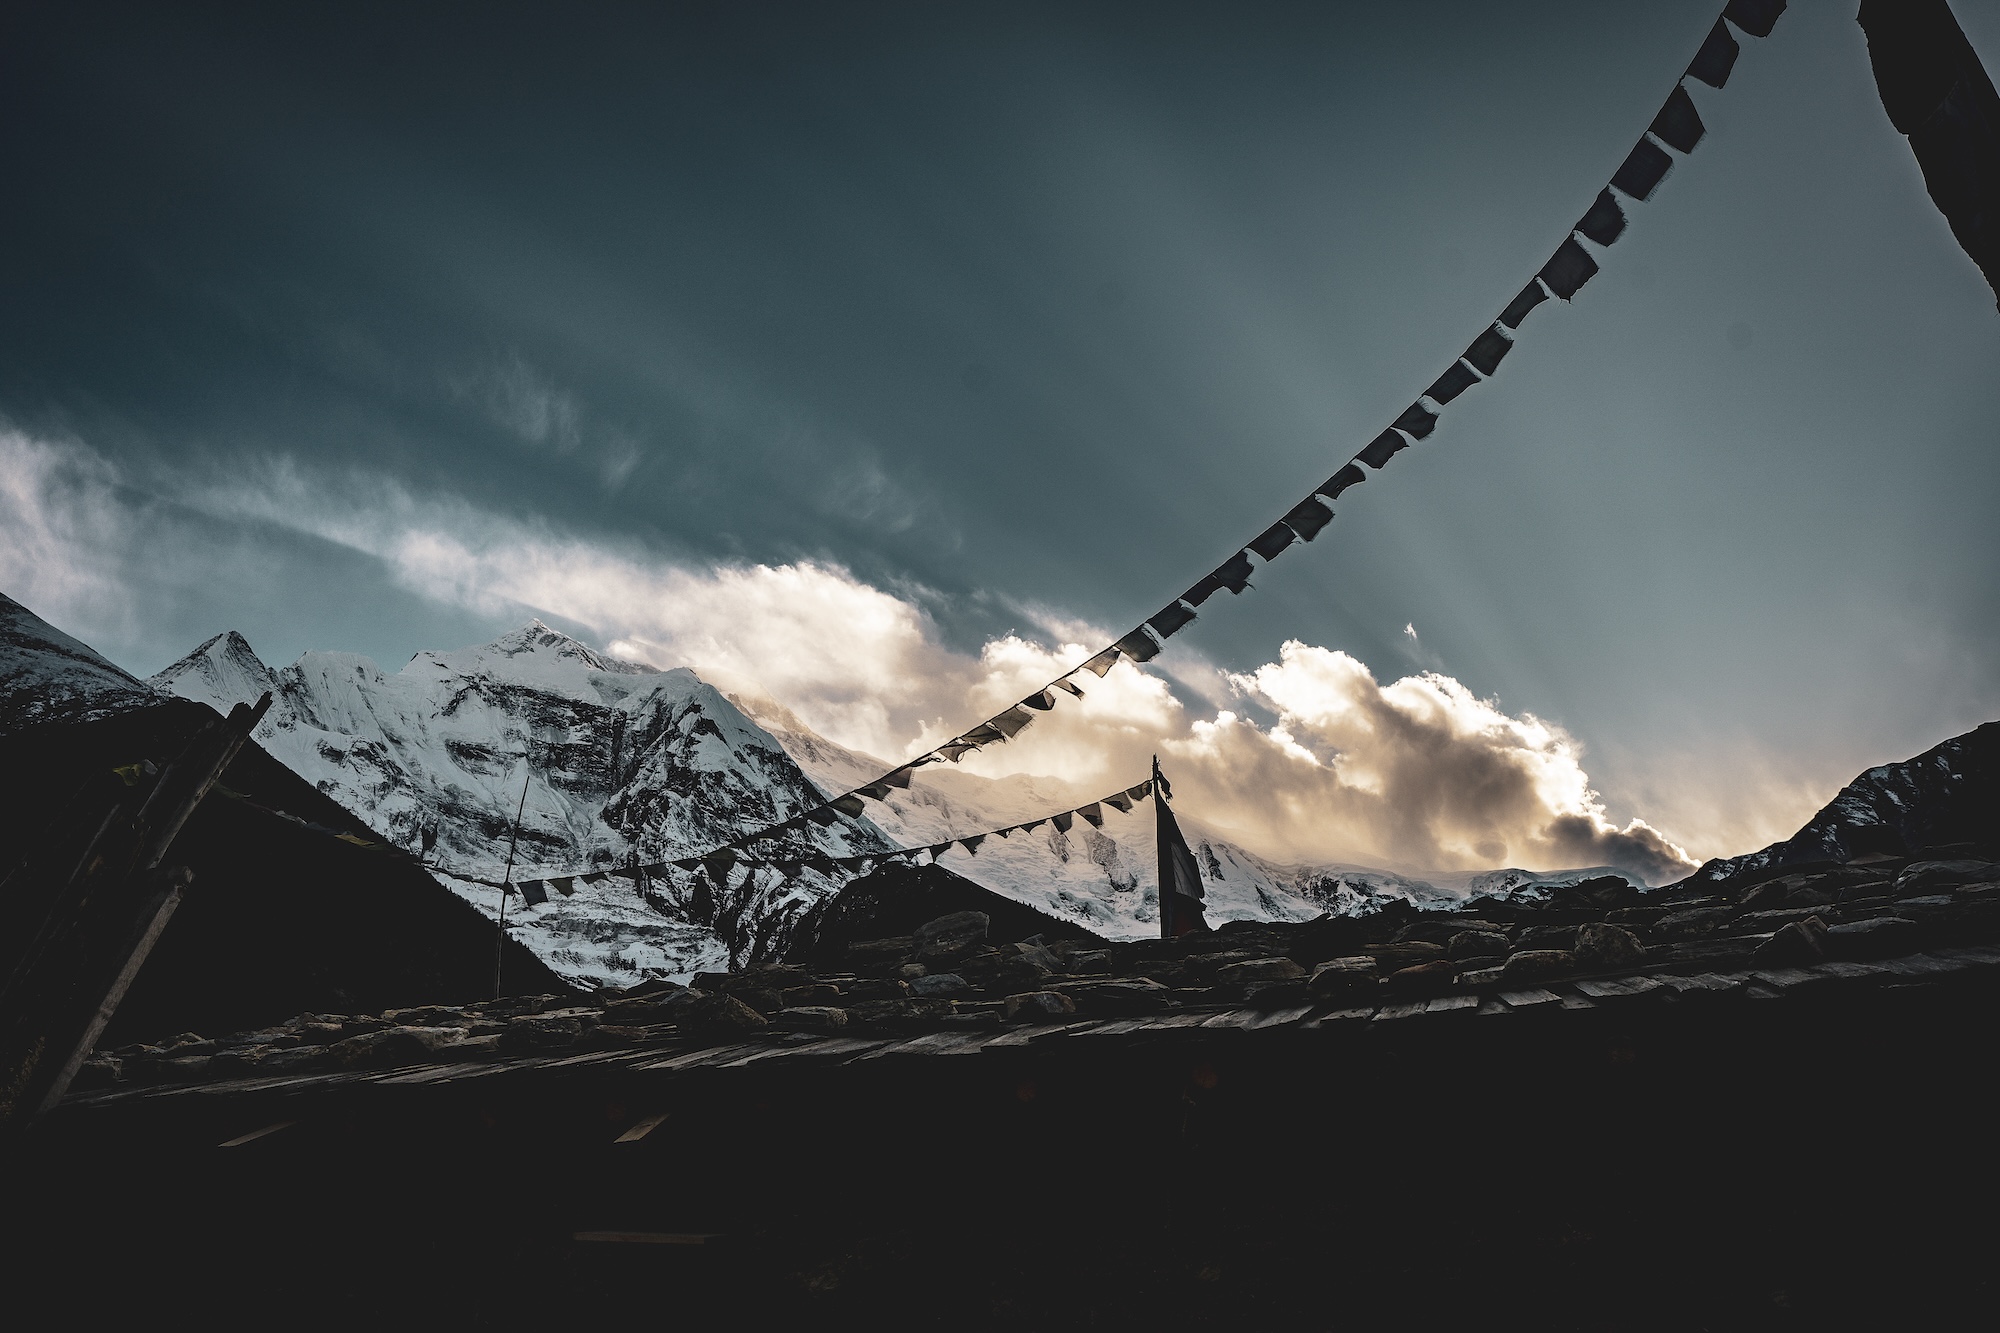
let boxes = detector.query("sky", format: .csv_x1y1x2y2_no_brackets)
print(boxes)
3,0,1997,878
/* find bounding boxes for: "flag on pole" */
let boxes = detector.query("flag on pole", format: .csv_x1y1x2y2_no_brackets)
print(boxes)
1153,755,1210,939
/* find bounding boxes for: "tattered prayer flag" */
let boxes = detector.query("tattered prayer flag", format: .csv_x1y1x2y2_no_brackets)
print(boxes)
1021,689,1057,711
1148,601,1197,639
1610,138,1673,200
1317,463,1366,501
961,723,1006,745
1080,648,1122,677
1020,820,1046,834
673,857,702,871
1116,627,1163,663
553,877,575,897
831,793,867,817
1358,429,1410,470
1575,189,1627,247
582,872,607,885
960,835,985,855
1649,85,1706,154
518,879,549,906
1126,779,1153,801
1686,18,1740,88
990,707,1035,739
1077,802,1104,828
1499,280,1549,329
807,807,841,827
935,742,979,762
1105,791,1133,814
705,849,739,874
1284,497,1333,542
1425,361,1480,404
1248,521,1295,561
853,782,887,801
1054,679,1084,698
927,843,952,860
1539,237,1600,300
1723,0,1785,40
1464,326,1514,377
1209,550,1255,595
1181,573,1225,606
778,861,803,879
1052,811,1074,833
884,766,916,788
1391,402,1438,440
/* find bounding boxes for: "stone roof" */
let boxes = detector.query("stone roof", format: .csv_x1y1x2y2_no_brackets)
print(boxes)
57,855,2000,1117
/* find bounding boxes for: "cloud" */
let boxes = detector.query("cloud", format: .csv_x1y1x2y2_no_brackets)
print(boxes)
7,428,1697,881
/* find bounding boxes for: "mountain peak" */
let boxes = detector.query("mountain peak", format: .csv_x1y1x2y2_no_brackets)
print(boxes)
148,629,279,717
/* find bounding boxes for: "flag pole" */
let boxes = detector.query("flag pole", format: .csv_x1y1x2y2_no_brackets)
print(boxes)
494,762,531,1000
1154,754,1171,941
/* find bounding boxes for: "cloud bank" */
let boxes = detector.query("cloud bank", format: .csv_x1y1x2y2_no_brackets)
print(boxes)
4,426,1696,881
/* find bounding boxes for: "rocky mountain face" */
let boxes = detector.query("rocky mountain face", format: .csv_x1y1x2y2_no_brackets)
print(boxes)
146,622,893,984
0,592,158,732
1684,721,2000,886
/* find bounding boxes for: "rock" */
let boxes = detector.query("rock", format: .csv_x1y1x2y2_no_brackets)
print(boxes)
1056,978,1171,1016
1823,915,1924,959
1214,957,1306,987
910,973,971,999
1657,906,1735,938
896,963,929,980
1513,924,1577,953
913,911,990,965
381,1005,474,1027
1365,941,1445,973
1382,960,1458,996
603,997,685,1026
1246,980,1311,1010
1010,944,1068,973
1447,931,1510,962
841,978,913,1002
623,977,686,1000
1574,922,1647,971
1605,906,1668,925
732,987,787,1015
1308,958,1378,1002
842,998,913,1025
1500,950,1576,984
679,992,770,1036
1753,916,1830,968
845,937,916,971
1003,991,1076,1020
780,983,843,1008
1067,950,1113,975
773,1006,848,1034
499,1017,583,1054
1739,880,1790,912
1897,860,1998,895
728,964,812,992
1574,875,1639,908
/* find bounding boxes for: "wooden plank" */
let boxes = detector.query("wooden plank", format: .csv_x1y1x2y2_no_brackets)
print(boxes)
1243,1005,1317,1031
1423,994,1479,1017
1497,988,1561,1009
1476,997,1513,1017
983,1021,1097,1048
1574,976,1666,1002
1371,1002,1431,1023
853,1030,991,1060
614,1111,671,1143
1299,1006,1377,1031
218,1120,295,1148
632,1042,766,1072
1199,1009,1262,1031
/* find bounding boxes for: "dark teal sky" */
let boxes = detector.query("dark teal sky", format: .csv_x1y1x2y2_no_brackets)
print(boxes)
2,0,1997,857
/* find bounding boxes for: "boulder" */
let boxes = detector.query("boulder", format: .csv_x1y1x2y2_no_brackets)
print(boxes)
678,992,770,1036
1003,991,1076,1020
1447,931,1511,962
913,911,991,965
773,1006,848,1034
1365,941,1445,973
1214,957,1307,987
1513,924,1577,953
1308,958,1378,1002
1574,922,1647,971
1753,916,1830,968
499,1016,583,1055
1500,950,1575,984
1066,950,1114,975
910,973,971,999
1382,961,1458,996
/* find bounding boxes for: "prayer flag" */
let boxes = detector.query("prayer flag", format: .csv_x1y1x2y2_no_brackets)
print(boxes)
1649,85,1706,153
1610,138,1673,200
1148,601,1197,639
1391,402,1438,440
1105,791,1133,814
807,807,841,826
1052,811,1074,833
1425,361,1480,404
1248,521,1296,561
1077,802,1104,828
1284,497,1333,541
1539,236,1600,300
1317,463,1366,501
960,835,985,855
1724,0,1785,39
1116,627,1163,662
1687,18,1740,88
518,879,549,906
989,706,1035,739
1358,428,1410,469
1054,679,1084,697
1575,189,1627,247
1498,280,1549,329
553,877,575,897
831,794,867,817
1153,758,1209,938
1081,648,1122,677
1463,325,1514,376
1021,689,1057,711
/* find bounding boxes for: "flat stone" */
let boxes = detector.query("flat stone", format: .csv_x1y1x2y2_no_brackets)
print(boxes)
1447,931,1511,962
1004,991,1076,1020
1824,917,1921,959
1382,960,1459,996
1497,988,1562,1009
909,972,970,999
1307,958,1378,1002
1371,1001,1433,1022
913,911,990,965
1215,957,1307,986
1423,994,1479,1017
1753,916,1829,968
771,1006,847,1034
1500,950,1575,984
1572,975,1665,1002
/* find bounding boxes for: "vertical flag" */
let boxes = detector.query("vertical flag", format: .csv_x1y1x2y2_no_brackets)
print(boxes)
1153,756,1211,939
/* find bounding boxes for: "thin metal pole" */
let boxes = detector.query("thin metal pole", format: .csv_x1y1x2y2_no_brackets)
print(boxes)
494,762,531,1000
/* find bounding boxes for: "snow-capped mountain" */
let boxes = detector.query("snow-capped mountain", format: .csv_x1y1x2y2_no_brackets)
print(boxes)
149,622,894,984
0,592,158,732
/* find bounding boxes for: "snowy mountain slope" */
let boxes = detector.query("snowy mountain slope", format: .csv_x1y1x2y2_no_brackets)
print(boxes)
0,592,160,733
149,623,895,984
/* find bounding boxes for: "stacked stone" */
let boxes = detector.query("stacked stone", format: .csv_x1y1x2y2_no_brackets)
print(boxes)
72,856,2000,1094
